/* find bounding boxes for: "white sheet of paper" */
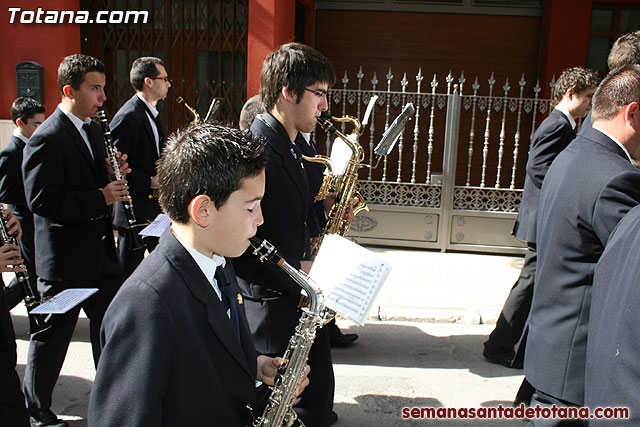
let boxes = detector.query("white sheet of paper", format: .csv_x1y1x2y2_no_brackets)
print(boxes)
30,288,99,314
329,136,354,176
361,95,378,126
309,234,391,325
140,213,171,237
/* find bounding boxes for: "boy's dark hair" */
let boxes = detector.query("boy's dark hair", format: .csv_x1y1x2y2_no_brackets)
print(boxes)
608,31,640,70
551,67,601,108
260,42,336,112
592,64,640,122
239,94,263,131
158,124,267,223
11,97,45,125
57,54,105,95
130,57,165,91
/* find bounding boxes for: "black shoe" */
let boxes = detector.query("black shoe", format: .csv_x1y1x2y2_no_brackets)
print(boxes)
29,409,68,427
330,410,338,425
483,341,521,369
330,333,358,347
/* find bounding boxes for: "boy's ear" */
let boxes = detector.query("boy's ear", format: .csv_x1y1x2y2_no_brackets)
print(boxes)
188,194,212,228
62,84,74,98
15,118,25,129
281,86,297,104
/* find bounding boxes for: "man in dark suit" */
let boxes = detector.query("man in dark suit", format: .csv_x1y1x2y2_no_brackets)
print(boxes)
89,124,308,426
483,68,599,370
0,210,29,427
21,54,130,427
111,56,171,278
0,97,45,309
233,42,338,427
580,31,640,135
585,203,640,425
523,65,640,426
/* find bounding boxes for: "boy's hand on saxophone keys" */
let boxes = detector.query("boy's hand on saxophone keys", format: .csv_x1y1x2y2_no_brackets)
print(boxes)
100,180,130,206
257,356,311,400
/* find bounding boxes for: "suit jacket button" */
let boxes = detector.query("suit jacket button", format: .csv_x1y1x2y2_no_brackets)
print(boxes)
101,235,106,240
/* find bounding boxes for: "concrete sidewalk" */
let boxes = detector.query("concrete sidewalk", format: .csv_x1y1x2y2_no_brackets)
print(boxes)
365,246,523,325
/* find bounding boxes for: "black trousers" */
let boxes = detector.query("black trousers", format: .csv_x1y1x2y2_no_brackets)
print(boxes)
0,286,29,427
117,228,159,279
22,260,122,411
488,243,536,352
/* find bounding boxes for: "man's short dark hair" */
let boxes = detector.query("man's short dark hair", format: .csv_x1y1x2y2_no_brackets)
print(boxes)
11,97,44,125
608,31,640,70
130,57,165,91
57,54,105,95
592,64,640,122
551,67,601,108
260,42,336,113
158,124,267,223
239,94,263,131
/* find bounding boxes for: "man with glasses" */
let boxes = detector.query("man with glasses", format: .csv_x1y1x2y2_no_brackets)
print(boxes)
233,42,338,427
110,56,171,278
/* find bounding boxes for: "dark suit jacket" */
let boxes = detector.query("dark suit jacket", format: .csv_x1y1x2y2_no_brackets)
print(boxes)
22,107,116,283
513,109,575,243
585,204,640,425
233,114,311,354
524,125,640,405
88,229,257,426
0,135,35,266
297,133,328,240
110,94,163,227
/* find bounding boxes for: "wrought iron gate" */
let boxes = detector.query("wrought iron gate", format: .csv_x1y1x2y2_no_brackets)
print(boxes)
325,68,554,254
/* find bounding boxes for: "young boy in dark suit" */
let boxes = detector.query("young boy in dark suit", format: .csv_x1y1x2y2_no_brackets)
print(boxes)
0,97,45,309
89,124,308,426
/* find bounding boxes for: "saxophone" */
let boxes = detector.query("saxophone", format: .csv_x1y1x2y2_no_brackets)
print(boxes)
249,238,334,427
303,111,369,258
176,96,200,126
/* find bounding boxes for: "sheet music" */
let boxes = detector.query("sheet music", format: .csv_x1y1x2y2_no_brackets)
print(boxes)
30,288,99,314
310,234,391,325
329,135,355,176
140,213,171,237
361,95,378,126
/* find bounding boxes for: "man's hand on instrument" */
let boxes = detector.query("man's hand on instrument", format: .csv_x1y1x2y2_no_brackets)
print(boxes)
100,179,130,206
257,355,310,400
150,175,160,190
323,192,336,217
104,152,131,180
2,208,22,240
0,244,25,273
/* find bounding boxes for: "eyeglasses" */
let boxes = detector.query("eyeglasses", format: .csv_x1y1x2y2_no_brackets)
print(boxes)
149,76,171,84
305,87,328,99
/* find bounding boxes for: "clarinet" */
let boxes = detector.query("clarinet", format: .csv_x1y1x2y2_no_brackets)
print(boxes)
249,238,334,427
95,108,145,251
0,205,49,334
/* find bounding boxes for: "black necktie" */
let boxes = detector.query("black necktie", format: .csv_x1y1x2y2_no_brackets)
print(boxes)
82,123,104,170
214,266,241,340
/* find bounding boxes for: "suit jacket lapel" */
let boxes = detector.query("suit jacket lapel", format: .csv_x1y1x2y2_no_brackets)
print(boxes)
133,96,159,156
255,115,308,206
162,230,255,381
56,108,101,176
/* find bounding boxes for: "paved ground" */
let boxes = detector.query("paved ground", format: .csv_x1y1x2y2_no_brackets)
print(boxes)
8,247,526,425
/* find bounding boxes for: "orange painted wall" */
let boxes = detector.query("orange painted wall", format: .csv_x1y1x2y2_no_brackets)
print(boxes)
247,0,295,98
0,0,81,119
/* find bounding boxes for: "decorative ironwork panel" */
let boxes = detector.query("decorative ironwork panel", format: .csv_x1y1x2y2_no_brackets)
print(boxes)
359,181,441,208
81,0,248,132
453,186,522,212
